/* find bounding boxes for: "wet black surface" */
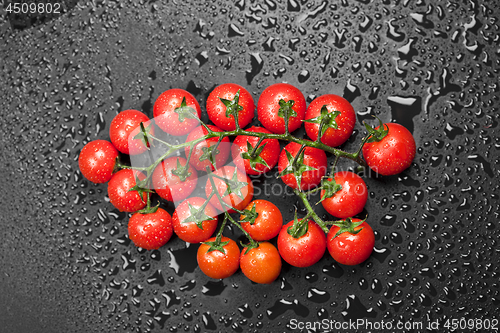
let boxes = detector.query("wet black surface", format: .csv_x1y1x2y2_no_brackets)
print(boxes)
1,0,499,332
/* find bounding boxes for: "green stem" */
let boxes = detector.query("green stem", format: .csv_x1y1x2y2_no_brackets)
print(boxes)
250,136,266,158
116,160,149,171
353,133,371,159
214,215,228,243
147,133,173,148
295,189,329,233
304,186,322,196
329,154,340,178
206,167,257,247
292,144,307,167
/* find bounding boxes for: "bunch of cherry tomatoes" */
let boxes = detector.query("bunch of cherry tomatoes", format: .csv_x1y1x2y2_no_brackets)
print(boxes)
78,82,416,284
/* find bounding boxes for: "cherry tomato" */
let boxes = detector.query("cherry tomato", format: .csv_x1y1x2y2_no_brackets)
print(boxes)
197,236,240,279
109,110,154,155
185,125,230,171
128,208,173,250
257,83,306,134
231,126,280,175
240,200,283,241
327,218,375,266
240,242,281,284
152,156,198,202
206,83,254,130
321,171,368,219
304,94,356,147
78,140,118,183
362,122,416,176
205,166,254,213
172,197,218,243
278,142,327,191
107,169,147,212
153,88,201,136
277,219,327,267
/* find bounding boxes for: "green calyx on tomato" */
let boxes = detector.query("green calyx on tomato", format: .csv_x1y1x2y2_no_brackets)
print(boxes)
219,168,248,200
329,217,367,239
203,239,231,254
239,202,259,225
199,137,222,169
303,105,341,140
364,116,389,143
181,202,216,230
128,176,154,204
136,202,161,215
242,141,270,172
286,211,310,239
318,177,343,203
277,99,297,119
171,157,193,182
174,96,198,122
241,240,260,255
278,145,317,190
220,89,244,119
132,121,153,151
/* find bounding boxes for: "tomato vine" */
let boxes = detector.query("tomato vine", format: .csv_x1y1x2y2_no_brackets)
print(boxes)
79,83,416,283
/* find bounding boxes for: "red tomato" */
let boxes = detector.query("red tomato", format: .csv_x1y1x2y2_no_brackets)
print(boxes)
257,83,306,134
362,122,416,176
231,126,280,175
304,94,356,147
153,88,202,136
152,156,198,202
128,208,173,250
206,83,254,130
172,197,218,243
109,110,154,155
185,125,230,171
320,171,368,219
197,236,240,279
278,142,327,191
240,200,283,241
327,218,375,266
107,169,147,212
78,140,118,183
240,242,281,284
277,219,327,267
205,166,254,213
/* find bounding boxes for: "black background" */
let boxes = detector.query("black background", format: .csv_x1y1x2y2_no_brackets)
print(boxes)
1,0,499,332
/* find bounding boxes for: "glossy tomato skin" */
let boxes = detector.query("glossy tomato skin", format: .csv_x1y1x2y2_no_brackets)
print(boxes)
206,83,254,130
153,89,201,136
304,94,356,147
78,140,118,183
128,208,173,250
107,169,147,212
109,110,153,155
277,219,327,268
327,219,375,266
362,123,416,176
240,242,281,284
231,126,280,175
278,142,327,191
185,125,230,171
240,200,283,241
172,197,218,243
321,172,368,219
205,166,254,213
257,83,306,134
197,237,240,279
152,156,198,202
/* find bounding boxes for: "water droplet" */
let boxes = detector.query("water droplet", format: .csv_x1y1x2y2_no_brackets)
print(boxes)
342,295,377,320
